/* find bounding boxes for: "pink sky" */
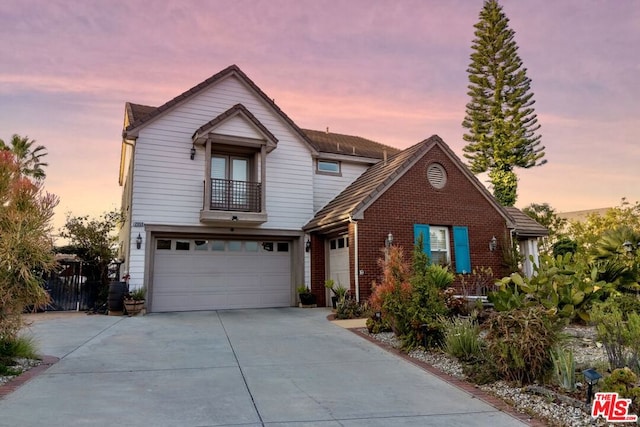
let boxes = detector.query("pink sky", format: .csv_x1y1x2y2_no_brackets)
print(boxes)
1,0,638,237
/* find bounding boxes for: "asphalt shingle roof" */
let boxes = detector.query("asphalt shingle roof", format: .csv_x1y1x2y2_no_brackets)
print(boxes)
504,207,549,237
304,136,441,231
302,129,399,160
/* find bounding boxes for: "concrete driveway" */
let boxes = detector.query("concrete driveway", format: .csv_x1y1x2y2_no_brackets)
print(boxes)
0,309,527,426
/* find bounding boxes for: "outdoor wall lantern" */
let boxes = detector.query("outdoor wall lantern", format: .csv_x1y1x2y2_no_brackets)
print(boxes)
190,144,196,160
305,238,311,253
489,236,498,252
385,232,394,248
583,368,602,405
136,233,142,250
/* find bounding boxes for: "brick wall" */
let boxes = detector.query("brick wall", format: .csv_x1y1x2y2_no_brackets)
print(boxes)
353,144,511,301
309,234,327,306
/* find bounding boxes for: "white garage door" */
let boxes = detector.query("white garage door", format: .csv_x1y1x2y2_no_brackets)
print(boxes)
151,238,292,312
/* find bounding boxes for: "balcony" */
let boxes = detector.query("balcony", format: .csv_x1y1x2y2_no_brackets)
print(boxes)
200,178,267,225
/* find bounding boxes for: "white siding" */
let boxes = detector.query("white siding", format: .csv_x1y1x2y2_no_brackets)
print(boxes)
313,162,369,212
213,115,263,139
125,75,315,287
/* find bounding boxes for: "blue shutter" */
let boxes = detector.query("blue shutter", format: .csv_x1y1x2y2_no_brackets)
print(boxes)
453,226,471,274
413,224,431,258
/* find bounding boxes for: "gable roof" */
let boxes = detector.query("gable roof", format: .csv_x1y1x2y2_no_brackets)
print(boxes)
304,135,515,232
126,102,156,124
121,65,399,163
504,207,549,237
302,129,400,160
191,103,278,151
121,64,318,154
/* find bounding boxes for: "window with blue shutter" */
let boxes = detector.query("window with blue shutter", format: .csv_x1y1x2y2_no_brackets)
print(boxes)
452,226,471,274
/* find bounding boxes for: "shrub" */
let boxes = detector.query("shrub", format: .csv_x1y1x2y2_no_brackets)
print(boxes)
463,353,500,385
368,246,412,337
0,151,58,341
490,253,614,322
484,306,564,385
369,243,451,350
423,264,455,289
550,346,576,392
459,266,496,296
440,315,483,362
615,293,640,319
601,367,640,414
336,297,364,319
591,299,640,372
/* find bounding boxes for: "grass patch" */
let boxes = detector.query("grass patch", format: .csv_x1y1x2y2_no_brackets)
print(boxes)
0,335,40,376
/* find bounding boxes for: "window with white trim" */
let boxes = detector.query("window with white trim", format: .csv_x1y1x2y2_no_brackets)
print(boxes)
429,227,450,265
317,160,341,174
415,224,471,273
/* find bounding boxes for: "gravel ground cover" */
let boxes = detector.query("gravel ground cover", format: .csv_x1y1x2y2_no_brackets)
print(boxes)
363,327,624,427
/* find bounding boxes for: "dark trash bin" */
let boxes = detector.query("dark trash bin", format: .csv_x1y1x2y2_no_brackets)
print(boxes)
108,281,127,312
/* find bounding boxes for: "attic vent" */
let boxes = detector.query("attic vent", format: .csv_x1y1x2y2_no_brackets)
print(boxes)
427,163,447,189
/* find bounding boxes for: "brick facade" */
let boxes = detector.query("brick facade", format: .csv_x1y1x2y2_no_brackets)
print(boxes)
355,144,511,300
309,234,327,307
310,143,512,305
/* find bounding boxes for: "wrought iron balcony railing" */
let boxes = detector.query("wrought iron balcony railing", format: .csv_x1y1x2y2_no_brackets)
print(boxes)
210,178,262,212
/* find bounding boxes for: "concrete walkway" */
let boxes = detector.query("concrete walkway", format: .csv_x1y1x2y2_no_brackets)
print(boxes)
0,309,528,426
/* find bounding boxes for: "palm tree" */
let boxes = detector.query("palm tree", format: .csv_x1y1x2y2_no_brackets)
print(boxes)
0,134,48,180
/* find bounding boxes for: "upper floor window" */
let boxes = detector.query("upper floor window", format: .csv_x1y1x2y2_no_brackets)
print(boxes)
317,160,341,175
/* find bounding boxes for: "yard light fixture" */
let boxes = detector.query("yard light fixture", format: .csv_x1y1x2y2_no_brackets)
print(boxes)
136,233,142,250
374,311,382,321
190,144,196,160
385,232,393,248
583,368,602,405
489,236,498,252
623,241,633,253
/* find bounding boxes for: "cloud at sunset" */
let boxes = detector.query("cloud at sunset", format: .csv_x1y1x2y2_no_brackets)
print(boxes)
0,0,638,237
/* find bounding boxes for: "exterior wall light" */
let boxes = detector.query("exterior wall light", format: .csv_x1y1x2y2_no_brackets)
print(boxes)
385,232,394,248
305,238,311,253
136,233,142,250
190,144,196,160
489,236,498,252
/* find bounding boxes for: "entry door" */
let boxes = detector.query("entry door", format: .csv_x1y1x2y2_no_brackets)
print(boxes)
327,235,350,304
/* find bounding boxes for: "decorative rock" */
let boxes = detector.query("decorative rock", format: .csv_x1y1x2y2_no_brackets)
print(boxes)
362,326,617,427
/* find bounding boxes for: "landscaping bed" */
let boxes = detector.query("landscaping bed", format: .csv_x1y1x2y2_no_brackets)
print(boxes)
362,327,620,427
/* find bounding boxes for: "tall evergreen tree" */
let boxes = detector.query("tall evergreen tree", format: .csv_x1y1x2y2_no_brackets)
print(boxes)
462,0,545,206
0,134,49,180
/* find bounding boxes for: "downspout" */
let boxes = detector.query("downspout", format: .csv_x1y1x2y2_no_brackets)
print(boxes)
121,135,136,277
349,215,360,302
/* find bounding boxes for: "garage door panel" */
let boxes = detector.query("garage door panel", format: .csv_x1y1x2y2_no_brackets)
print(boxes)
152,239,292,312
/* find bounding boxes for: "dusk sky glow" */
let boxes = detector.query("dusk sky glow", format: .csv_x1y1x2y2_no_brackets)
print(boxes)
1,0,638,235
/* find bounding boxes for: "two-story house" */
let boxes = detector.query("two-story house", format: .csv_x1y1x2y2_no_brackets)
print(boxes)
118,65,546,313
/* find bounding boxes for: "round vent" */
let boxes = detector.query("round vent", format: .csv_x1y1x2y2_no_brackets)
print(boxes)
427,163,447,189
